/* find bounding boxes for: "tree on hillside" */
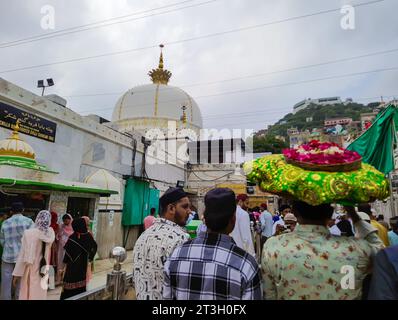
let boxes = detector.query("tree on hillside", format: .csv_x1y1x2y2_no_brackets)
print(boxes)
253,135,289,153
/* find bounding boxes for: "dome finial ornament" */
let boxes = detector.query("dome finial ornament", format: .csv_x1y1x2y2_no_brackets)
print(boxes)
0,119,36,160
11,119,21,139
159,44,164,69
148,44,172,85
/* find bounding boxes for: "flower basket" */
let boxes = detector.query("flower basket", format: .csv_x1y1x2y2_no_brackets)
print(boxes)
285,157,362,172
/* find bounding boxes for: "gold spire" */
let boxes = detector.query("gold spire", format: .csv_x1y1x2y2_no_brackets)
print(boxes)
148,44,172,85
11,119,21,139
0,120,36,160
158,46,164,70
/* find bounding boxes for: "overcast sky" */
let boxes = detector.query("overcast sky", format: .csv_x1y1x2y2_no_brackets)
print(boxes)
0,0,397,133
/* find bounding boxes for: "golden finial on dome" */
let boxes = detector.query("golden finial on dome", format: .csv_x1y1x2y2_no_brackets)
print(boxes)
148,44,172,85
0,119,36,160
158,44,164,70
11,119,21,139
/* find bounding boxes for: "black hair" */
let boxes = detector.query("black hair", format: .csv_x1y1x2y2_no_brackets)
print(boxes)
160,200,181,216
204,208,236,232
279,204,291,212
292,201,333,222
336,220,354,237
357,203,372,215
62,214,72,220
204,189,236,232
376,214,384,221
150,208,156,215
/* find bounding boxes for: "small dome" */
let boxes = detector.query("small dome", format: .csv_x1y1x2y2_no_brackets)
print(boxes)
85,169,122,210
85,169,121,192
0,123,35,160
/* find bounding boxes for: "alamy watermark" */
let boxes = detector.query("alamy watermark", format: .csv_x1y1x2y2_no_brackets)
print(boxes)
40,5,55,30
340,265,355,290
40,265,55,290
341,5,355,30
144,120,254,167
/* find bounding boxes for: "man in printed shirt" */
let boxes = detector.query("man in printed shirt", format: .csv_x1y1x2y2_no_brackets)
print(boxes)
132,187,191,300
0,202,34,300
262,201,384,300
163,188,262,300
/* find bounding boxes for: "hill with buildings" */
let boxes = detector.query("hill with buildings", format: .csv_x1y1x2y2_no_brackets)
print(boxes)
253,101,381,152
266,102,376,138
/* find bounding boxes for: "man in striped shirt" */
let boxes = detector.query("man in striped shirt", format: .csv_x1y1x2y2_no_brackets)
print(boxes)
163,188,262,300
0,202,33,300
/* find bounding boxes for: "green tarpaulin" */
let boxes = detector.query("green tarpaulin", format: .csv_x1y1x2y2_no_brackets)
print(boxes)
347,105,398,175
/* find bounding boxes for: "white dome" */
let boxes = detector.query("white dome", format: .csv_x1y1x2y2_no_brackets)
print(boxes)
112,84,203,129
85,169,122,210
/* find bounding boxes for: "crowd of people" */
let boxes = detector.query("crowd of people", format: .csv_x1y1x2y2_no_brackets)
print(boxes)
132,187,398,300
0,202,97,300
1,187,397,300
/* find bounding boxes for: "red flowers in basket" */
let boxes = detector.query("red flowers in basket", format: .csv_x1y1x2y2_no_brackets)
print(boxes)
283,140,361,165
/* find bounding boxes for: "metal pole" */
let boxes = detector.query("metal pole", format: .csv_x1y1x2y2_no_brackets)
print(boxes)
390,116,397,217
106,247,127,300
389,172,396,217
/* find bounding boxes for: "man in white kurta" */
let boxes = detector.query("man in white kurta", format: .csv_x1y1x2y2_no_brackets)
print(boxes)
230,194,255,257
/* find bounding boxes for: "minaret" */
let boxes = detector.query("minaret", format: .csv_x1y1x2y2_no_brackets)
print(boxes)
148,44,172,85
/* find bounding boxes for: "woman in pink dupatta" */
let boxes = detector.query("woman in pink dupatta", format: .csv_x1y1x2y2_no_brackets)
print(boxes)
12,210,55,300
57,214,73,283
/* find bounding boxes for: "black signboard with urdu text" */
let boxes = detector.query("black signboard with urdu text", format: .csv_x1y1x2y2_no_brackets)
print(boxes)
0,101,57,142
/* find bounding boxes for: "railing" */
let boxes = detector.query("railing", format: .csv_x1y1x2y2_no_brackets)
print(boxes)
66,273,134,300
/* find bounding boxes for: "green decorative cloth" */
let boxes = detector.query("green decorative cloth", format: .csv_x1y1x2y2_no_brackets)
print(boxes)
244,154,389,206
347,104,398,175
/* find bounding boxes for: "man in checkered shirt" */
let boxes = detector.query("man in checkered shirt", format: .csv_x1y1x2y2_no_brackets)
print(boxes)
163,188,262,300
0,202,33,300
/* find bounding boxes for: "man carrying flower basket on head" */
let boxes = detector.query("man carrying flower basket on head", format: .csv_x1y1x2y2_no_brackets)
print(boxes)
244,140,388,300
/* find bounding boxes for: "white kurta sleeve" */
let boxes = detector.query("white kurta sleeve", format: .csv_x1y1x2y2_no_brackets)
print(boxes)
240,210,256,257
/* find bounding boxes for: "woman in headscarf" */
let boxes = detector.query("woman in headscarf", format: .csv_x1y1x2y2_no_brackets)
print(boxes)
57,214,73,283
60,217,97,300
81,216,94,283
12,210,55,300
49,212,59,274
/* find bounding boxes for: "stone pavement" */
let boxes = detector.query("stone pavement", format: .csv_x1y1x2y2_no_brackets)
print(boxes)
47,250,134,300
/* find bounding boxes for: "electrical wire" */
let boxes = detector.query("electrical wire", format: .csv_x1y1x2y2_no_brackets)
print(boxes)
73,66,398,115
0,0,386,74
62,47,398,99
0,0,219,49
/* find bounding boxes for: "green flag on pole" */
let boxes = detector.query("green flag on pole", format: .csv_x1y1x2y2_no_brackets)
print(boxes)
346,104,398,175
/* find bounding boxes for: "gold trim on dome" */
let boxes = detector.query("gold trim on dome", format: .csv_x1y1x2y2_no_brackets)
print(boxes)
148,44,172,85
181,106,187,125
0,120,36,160
154,84,160,116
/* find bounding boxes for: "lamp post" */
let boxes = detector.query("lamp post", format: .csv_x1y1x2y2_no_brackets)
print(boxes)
37,78,54,96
